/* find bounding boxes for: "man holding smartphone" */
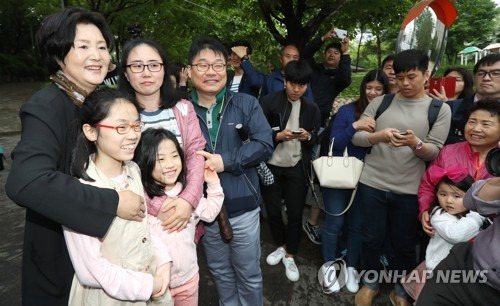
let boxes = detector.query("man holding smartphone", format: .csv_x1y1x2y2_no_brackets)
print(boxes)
260,60,321,282
351,50,451,306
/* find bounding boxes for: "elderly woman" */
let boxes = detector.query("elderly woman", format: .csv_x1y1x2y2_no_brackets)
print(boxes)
5,8,143,305
419,99,500,235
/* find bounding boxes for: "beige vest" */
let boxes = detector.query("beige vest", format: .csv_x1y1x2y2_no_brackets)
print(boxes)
68,157,173,305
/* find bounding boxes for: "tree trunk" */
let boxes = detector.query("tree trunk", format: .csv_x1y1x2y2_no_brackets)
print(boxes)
376,34,382,68
355,27,365,72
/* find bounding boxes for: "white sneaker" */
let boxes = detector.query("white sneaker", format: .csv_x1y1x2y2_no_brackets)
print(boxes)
266,247,286,266
282,256,300,282
319,262,340,294
345,266,359,293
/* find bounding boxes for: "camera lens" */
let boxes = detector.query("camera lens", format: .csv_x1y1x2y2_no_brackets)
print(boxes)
486,147,500,177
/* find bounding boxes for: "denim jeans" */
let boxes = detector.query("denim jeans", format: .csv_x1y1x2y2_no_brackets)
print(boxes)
321,187,362,267
202,207,263,306
355,183,418,297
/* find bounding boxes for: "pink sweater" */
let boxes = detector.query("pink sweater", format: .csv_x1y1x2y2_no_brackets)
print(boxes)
148,182,224,288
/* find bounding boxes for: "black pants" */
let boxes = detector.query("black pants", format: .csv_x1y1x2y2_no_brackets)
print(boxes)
417,242,500,305
262,161,308,255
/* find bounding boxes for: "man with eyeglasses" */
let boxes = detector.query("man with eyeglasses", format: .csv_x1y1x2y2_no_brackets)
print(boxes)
187,36,273,306
447,53,500,144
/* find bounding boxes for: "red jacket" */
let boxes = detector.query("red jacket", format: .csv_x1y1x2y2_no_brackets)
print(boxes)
418,141,496,220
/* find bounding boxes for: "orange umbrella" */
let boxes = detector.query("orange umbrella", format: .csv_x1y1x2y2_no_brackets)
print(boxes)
401,0,458,29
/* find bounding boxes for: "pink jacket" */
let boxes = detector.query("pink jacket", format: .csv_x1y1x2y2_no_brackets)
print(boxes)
173,99,206,208
148,182,224,288
418,141,496,220
172,100,207,241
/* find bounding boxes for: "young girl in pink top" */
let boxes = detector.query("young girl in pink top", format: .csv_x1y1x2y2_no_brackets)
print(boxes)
135,128,224,306
65,88,173,305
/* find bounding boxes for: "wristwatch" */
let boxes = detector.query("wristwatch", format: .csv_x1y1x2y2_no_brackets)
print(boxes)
414,139,424,150
241,55,249,62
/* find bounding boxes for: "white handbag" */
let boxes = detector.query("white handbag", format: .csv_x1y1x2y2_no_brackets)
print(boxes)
312,138,364,189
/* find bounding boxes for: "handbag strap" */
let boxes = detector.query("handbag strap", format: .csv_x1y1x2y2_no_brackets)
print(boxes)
328,138,334,157
324,186,358,217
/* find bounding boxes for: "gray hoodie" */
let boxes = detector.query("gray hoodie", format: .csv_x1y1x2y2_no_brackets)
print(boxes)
464,179,500,290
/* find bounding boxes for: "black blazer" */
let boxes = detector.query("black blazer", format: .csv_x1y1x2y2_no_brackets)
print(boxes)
5,84,118,305
260,90,321,179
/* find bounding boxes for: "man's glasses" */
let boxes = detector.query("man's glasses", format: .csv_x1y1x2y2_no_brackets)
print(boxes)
95,122,145,134
126,62,163,73
191,63,226,72
475,69,500,79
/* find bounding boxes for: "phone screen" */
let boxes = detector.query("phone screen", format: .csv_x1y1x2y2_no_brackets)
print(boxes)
428,76,456,98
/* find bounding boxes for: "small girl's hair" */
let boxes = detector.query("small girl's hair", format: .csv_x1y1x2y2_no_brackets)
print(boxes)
71,88,140,181
430,175,475,218
134,128,186,198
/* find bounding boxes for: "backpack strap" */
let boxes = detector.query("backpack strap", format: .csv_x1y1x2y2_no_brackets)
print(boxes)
375,93,396,120
427,98,443,131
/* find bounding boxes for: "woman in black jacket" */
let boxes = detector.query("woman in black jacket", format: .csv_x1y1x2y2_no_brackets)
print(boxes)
5,8,144,305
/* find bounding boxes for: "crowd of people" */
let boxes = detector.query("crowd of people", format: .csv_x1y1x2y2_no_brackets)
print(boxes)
4,6,500,306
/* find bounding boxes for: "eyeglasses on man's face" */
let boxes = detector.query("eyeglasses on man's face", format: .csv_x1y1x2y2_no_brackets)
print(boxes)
126,62,164,73
475,69,500,79
95,122,145,134
191,63,226,72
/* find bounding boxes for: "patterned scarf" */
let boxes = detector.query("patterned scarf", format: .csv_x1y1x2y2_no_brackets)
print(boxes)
50,70,89,107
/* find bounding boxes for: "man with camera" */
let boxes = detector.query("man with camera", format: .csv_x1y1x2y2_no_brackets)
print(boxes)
418,149,500,305
301,26,352,124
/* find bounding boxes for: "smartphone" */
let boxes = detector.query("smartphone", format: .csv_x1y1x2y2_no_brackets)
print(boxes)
292,130,303,135
398,131,409,135
333,28,348,42
428,76,456,98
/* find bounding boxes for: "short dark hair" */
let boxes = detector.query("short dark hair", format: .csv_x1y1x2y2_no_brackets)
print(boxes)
188,36,228,65
324,42,342,54
466,98,500,123
473,53,500,74
231,40,252,55
134,128,187,198
393,49,429,74
71,88,140,181
355,69,390,120
36,7,114,75
118,38,178,109
284,60,312,85
444,67,474,99
431,174,475,218
381,54,396,69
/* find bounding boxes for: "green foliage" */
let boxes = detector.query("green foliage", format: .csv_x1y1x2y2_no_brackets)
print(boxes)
445,0,499,63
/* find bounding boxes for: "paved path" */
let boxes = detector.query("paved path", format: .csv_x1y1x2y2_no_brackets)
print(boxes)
0,82,392,305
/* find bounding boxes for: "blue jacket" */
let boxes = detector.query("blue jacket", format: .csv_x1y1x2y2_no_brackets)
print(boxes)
226,60,265,98
261,70,314,101
193,91,273,218
330,103,368,160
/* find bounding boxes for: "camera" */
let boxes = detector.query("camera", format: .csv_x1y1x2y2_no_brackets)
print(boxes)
486,147,499,177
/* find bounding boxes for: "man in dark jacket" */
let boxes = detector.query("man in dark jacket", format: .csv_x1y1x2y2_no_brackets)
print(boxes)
226,40,265,98
187,36,273,306
447,53,500,144
261,44,314,100
260,59,321,282
302,27,352,124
